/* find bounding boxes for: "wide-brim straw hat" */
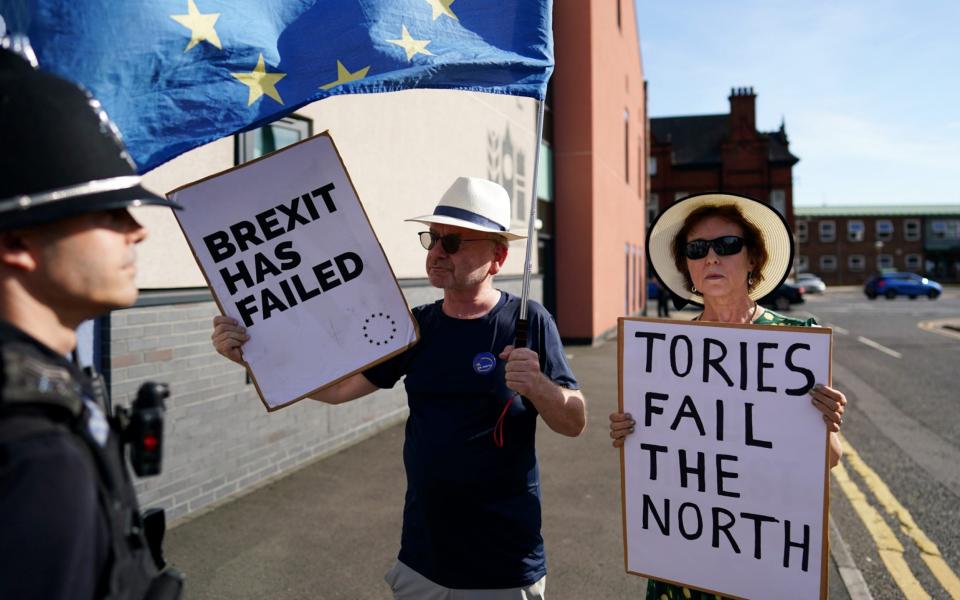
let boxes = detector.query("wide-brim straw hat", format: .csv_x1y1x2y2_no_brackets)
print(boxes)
647,192,794,307
406,176,526,240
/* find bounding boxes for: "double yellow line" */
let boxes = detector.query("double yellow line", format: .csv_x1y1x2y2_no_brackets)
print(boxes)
833,437,960,599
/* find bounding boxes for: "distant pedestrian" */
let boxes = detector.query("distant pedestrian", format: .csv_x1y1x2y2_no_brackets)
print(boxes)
655,277,670,318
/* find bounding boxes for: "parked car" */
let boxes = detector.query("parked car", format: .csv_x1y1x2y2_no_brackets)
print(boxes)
759,282,805,311
864,272,942,300
794,272,826,294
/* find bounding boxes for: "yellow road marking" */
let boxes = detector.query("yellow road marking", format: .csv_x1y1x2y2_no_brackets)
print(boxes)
918,319,960,342
843,439,960,599
833,462,930,598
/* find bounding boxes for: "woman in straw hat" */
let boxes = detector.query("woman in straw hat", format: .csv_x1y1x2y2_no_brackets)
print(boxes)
609,193,846,600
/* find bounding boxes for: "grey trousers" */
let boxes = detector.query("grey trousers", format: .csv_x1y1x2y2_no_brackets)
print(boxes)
384,560,546,600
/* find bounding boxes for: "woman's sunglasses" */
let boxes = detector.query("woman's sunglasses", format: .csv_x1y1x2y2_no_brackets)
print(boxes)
684,235,745,260
419,231,495,254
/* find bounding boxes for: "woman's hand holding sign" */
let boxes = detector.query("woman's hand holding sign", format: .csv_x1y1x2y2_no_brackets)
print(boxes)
810,384,847,467
809,384,847,433
609,412,635,448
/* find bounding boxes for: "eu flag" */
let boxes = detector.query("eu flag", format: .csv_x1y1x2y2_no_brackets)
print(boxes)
0,0,553,172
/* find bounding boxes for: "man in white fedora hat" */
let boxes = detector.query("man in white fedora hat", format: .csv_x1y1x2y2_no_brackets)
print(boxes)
213,176,586,599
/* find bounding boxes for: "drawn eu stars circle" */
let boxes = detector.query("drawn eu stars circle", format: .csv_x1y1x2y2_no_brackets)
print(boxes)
362,313,397,346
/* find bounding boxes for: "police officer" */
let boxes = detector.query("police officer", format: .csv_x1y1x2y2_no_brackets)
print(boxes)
0,37,183,599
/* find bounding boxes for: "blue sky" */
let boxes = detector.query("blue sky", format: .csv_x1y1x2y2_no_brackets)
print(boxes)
635,0,960,206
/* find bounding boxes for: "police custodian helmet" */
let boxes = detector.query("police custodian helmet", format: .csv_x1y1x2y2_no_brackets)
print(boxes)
0,35,181,232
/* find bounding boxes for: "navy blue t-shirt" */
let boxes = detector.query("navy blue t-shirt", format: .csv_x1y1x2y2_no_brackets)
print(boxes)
364,291,578,589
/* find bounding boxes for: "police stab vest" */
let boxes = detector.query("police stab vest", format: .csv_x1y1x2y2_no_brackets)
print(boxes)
0,341,180,599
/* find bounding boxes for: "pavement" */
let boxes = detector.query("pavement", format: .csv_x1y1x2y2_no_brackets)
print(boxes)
165,310,857,599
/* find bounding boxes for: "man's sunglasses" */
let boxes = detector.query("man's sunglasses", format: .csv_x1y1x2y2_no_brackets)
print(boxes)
419,231,496,254
684,236,745,260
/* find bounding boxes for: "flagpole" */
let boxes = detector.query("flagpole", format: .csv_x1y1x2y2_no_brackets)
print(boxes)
514,97,546,348
494,97,546,448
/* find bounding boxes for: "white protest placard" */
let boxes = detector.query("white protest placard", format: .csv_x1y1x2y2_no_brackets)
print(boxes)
169,132,418,411
618,317,832,599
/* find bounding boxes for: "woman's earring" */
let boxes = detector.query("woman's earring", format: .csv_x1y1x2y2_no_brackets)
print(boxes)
747,272,754,287
691,284,699,294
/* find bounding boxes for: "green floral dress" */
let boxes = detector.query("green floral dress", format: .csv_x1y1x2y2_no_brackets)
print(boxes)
692,308,817,328
750,309,817,328
645,308,816,600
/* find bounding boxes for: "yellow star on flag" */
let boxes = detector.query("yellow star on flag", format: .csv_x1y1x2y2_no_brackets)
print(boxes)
425,0,458,20
387,24,433,61
231,54,286,106
170,0,222,52
320,61,370,90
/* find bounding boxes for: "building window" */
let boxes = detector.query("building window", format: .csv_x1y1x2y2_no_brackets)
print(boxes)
617,0,622,30
876,219,894,241
848,255,865,271
930,220,960,240
797,255,809,272
877,254,894,270
820,255,837,272
674,191,688,202
648,157,658,176
932,220,947,239
819,221,836,243
634,245,641,313
624,109,630,183
769,189,786,216
796,221,808,243
236,115,312,164
847,220,865,242
904,219,921,241
905,254,922,271
647,193,659,226
625,243,631,314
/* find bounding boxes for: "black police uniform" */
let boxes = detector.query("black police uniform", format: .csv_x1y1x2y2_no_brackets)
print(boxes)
0,36,183,599
0,321,111,597
0,321,177,599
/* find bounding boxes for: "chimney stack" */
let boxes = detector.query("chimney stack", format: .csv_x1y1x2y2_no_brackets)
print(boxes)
728,86,757,139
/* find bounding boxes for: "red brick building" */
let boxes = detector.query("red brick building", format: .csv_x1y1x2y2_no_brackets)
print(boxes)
794,206,960,285
648,87,799,228
551,0,648,342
